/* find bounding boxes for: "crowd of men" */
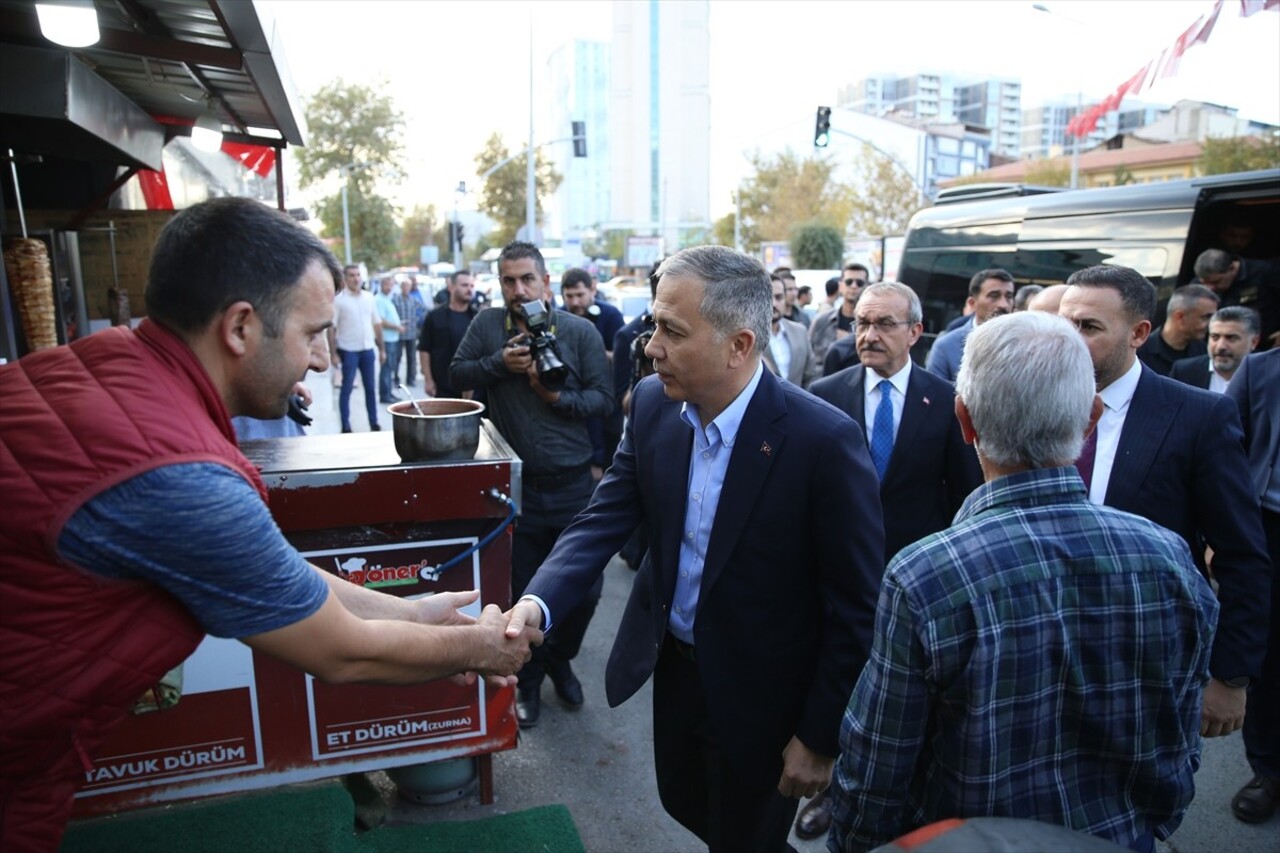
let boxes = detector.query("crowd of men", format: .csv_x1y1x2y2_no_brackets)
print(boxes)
2,197,1276,853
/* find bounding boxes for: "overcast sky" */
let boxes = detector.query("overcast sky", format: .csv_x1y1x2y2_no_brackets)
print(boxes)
262,0,1279,220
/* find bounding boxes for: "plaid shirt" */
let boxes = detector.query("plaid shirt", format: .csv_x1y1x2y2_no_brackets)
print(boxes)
829,467,1218,852
391,291,425,339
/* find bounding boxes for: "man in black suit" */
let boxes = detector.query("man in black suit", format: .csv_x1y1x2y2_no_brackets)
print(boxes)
1169,306,1260,393
1226,349,1280,823
504,245,884,850
801,282,984,840
1059,265,1272,740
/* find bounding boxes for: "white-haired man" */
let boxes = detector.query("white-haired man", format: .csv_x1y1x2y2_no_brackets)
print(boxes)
829,311,1218,853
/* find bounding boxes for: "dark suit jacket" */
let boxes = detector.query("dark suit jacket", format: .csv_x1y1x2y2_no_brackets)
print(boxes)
1168,355,1212,390
526,368,884,789
809,364,982,564
823,334,860,377
1226,350,1280,503
1105,365,1271,679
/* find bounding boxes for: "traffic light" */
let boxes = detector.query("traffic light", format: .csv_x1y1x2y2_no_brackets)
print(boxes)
572,120,587,157
814,106,831,148
455,223,465,246
447,221,457,248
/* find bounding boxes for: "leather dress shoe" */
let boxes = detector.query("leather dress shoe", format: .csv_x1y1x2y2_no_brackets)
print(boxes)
1231,774,1280,823
794,788,833,840
515,687,540,729
548,661,584,709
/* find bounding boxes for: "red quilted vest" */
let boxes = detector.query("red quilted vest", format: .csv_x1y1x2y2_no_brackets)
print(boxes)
0,320,267,852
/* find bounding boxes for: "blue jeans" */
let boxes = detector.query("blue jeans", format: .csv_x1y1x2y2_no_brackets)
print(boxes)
338,347,378,431
379,340,402,402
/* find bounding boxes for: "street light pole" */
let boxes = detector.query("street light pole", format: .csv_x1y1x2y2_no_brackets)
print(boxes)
338,161,372,266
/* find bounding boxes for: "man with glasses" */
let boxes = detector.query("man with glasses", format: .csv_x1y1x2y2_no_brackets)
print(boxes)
809,263,870,365
803,281,984,840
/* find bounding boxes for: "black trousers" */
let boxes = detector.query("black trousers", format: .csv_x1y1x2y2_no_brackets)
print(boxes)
510,472,601,690
652,638,800,852
1244,507,1280,779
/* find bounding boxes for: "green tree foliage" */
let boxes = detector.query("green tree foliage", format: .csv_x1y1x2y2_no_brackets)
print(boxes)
474,133,563,246
735,149,853,255
790,222,844,269
314,185,399,271
1199,134,1280,175
397,204,450,268
1023,159,1072,188
1112,164,1136,186
846,144,925,236
295,79,406,270
711,212,736,247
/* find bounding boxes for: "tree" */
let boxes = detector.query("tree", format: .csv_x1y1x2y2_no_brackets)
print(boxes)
1199,134,1280,175
474,133,563,246
790,222,844,269
711,212,736,247
845,144,925,237
295,79,406,269
734,149,854,255
1023,159,1071,187
313,185,399,271
398,204,450,268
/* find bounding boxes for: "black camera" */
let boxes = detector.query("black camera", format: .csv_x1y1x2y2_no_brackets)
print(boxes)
631,312,657,387
518,300,569,391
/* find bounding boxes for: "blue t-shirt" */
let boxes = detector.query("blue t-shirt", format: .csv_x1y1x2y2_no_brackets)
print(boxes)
58,463,328,638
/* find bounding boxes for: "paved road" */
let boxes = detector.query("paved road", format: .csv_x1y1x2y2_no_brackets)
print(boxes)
299,368,1277,852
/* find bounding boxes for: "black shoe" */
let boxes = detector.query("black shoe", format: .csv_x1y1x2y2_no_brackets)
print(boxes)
1231,774,1280,823
371,423,381,432
795,788,833,839
515,687,540,729
548,660,584,709
341,426,353,434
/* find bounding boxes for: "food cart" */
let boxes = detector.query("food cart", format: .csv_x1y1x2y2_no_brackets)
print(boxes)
72,426,523,817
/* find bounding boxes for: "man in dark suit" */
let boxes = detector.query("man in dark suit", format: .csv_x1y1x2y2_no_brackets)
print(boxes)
505,245,884,850
1169,305,1260,393
1226,349,1280,823
1059,265,1272,741
801,282,983,839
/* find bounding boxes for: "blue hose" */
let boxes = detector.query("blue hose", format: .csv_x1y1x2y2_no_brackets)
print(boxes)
427,489,516,575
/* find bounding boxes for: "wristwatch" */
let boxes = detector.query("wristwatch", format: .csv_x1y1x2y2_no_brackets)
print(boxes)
1219,676,1250,689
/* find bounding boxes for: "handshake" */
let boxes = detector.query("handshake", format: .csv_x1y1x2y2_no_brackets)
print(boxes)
415,592,547,690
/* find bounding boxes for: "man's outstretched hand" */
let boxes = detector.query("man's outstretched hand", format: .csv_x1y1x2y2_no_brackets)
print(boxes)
504,599,546,639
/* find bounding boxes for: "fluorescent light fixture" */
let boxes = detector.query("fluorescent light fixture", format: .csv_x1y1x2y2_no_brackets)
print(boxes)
35,0,100,48
191,114,224,153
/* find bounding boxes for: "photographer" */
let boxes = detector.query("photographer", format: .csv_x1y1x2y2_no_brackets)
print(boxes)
450,241,614,729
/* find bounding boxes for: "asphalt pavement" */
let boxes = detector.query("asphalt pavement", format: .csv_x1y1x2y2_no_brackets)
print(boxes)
299,366,1277,852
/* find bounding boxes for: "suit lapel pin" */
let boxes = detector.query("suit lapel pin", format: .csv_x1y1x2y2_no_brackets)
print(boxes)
760,440,772,457
922,396,931,406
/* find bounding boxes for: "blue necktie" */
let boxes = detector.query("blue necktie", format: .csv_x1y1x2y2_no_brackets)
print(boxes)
870,379,894,480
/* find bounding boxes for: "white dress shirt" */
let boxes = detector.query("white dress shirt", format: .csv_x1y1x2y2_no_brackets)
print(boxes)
863,361,911,446
1089,357,1143,506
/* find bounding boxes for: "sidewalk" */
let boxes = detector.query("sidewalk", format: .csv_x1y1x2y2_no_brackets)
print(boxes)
294,364,1276,852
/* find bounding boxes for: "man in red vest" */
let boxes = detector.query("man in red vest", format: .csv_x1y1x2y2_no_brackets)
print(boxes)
0,198,540,852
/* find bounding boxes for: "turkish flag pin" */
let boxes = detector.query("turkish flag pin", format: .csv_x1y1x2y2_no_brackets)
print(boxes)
760,441,772,456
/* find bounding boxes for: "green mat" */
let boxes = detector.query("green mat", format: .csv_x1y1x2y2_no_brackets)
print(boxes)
61,782,584,853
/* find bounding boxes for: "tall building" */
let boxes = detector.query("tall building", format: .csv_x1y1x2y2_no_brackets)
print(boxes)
839,72,1020,157
609,0,711,252
955,79,1022,159
825,108,992,207
544,39,612,244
